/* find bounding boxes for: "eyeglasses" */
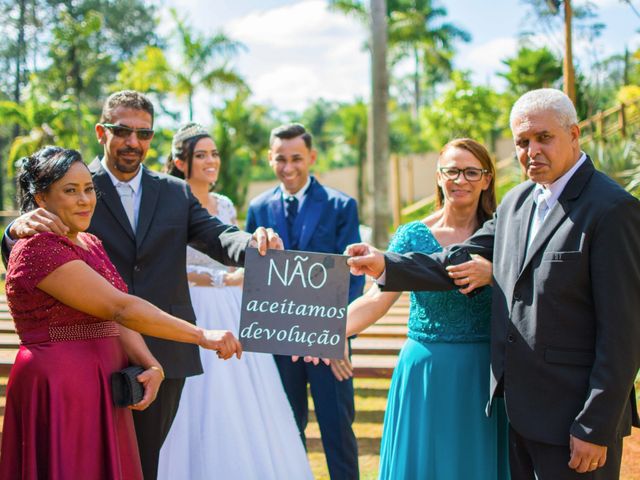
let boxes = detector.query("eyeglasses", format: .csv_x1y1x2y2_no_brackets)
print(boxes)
100,123,154,141
438,167,489,182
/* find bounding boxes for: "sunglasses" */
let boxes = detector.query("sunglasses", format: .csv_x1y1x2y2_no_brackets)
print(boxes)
101,123,154,141
438,167,489,182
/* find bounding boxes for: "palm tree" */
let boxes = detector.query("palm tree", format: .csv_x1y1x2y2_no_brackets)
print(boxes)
171,9,246,120
0,88,78,177
370,0,391,246
330,0,391,244
330,0,469,118
387,0,470,118
332,100,368,211
499,46,563,95
213,91,274,208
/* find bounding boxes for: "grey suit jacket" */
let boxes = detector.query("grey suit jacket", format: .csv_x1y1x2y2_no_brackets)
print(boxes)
87,158,251,378
383,158,640,446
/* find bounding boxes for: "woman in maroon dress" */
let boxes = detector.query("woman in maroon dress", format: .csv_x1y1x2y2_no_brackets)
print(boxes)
0,146,243,479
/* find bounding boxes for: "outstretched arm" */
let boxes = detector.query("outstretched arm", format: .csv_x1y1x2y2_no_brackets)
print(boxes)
187,188,281,264
346,284,402,337
38,260,243,359
346,215,496,293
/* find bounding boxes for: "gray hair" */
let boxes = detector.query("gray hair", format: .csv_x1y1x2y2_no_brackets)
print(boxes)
509,88,578,130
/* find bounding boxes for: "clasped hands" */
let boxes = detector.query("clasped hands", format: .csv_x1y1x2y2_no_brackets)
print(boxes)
199,328,243,360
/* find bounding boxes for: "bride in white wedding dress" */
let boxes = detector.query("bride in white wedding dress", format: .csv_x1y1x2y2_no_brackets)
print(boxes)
157,123,313,480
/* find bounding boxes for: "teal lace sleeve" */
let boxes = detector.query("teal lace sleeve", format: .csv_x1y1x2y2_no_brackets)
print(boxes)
388,221,492,343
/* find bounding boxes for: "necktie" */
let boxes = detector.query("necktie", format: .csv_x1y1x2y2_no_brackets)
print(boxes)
285,196,299,249
116,182,136,231
528,192,549,248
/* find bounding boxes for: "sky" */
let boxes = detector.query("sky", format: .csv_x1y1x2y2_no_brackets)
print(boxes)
155,0,640,120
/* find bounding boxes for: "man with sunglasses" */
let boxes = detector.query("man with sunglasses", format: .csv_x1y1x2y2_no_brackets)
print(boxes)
2,90,282,479
346,89,640,480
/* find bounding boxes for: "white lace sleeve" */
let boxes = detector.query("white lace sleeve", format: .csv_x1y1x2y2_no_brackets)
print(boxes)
213,193,237,225
185,194,239,287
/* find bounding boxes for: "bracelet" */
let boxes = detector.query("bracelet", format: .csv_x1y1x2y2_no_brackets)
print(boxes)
210,270,225,287
148,365,165,380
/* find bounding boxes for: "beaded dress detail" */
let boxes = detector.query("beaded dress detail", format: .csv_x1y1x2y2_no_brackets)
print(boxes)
0,232,142,479
378,221,509,480
389,221,492,343
6,232,125,344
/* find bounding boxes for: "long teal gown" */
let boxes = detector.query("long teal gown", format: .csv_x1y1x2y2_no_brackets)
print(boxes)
378,221,510,480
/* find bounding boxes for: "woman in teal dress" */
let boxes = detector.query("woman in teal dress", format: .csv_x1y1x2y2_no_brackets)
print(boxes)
347,138,510,479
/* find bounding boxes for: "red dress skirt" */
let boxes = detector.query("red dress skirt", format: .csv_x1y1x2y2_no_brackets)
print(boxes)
0,232,143,479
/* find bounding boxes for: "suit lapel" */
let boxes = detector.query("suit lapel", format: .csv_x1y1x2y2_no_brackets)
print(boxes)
267,187,290,247
516,189,535,273
89,157,135,240
520,198,568,271
297,178,325,250
519,158,595,274
136,167,161,248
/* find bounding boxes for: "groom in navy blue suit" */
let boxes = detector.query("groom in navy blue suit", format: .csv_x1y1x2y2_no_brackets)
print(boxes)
246,123,364,479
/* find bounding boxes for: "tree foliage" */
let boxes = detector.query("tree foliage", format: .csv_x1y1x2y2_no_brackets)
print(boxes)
330,0,470,115
421,71,501,148
171,9,246,121
388,0,470,116
213,92,275,208
499,46,562,95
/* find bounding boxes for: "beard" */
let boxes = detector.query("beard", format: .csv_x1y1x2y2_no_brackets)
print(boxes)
114,147,144,173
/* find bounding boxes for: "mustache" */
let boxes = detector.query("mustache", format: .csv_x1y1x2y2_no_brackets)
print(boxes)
527,156,545,166
117,147,143,156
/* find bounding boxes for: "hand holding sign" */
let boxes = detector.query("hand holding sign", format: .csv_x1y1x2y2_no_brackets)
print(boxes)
239,249,350,358
249,227,284,255
345,242,386,278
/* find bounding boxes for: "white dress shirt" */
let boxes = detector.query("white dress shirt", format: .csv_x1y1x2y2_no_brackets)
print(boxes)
526,152,587,247
281,176,311,217
101,158,144,228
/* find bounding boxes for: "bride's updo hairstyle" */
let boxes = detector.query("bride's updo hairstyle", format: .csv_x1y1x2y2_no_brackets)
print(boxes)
17,146,85,214
165,122,211,179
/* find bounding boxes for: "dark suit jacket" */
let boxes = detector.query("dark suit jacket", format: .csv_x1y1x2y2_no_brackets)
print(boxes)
1,158,252,378
382,158,640,447
245,176,365,303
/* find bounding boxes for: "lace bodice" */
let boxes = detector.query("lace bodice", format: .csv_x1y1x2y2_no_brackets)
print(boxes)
388,221,492,343
187,193,237,273
5,232,126,344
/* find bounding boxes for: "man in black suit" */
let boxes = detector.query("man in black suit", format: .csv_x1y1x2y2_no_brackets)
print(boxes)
346,89,640,479
3,90,281,479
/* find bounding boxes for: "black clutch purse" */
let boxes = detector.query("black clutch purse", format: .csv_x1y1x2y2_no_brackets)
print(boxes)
111,365,145,407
